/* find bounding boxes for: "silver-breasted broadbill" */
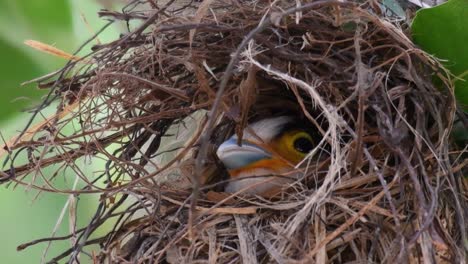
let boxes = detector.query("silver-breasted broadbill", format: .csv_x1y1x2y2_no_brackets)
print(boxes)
216,116,316,196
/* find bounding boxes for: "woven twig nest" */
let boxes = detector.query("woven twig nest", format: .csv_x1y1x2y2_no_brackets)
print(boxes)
2,1,466,263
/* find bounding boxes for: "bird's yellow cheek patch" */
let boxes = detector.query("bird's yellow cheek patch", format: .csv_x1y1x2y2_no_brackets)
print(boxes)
228,158,290,178
271,130,313,164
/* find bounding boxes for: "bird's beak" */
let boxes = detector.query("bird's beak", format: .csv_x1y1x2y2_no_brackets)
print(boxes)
216,137,272,171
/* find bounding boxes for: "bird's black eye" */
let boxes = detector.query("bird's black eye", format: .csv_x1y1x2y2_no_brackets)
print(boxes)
293,137,313,153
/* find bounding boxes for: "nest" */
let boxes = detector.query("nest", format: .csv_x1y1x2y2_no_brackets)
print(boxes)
2,1,467,263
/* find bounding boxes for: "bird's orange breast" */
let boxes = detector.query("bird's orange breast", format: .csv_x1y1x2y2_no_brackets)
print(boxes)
228,158,291,178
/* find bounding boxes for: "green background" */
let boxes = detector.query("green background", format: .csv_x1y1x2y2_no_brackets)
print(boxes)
0,0,121,263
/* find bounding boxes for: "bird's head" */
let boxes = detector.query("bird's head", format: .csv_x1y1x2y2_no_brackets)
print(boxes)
216,116,316,195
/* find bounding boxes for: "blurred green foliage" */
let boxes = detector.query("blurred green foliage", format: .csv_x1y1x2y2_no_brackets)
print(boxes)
0,39,44,121
0,0,121,263
0,0,73,121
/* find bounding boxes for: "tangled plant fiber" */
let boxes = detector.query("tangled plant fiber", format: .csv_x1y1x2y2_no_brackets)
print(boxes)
1,0,466,263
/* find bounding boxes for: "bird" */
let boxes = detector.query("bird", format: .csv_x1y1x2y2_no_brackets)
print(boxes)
216,116,316,196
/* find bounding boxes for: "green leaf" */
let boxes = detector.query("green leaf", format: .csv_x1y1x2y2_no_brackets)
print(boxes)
381,0,406,19
412,0,468,108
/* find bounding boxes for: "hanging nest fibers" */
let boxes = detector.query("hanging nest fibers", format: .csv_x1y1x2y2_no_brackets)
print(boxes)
1,0,467,263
